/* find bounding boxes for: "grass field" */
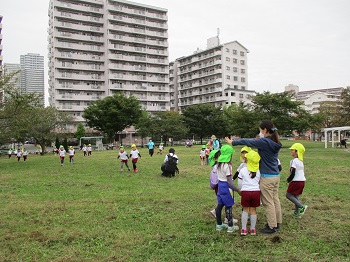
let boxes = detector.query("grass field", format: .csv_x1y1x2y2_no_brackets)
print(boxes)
0,140,349,261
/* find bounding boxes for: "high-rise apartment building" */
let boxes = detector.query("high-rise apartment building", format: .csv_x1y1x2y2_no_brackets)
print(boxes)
171,37,254,111
48,0,169,131
20,53,45,105
3,63,21,89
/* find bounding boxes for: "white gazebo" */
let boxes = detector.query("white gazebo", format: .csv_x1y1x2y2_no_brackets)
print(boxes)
322,126,350,148
79,136,104,151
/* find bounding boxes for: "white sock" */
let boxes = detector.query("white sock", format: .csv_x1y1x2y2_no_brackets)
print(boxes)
241,211,248,230
250,214,257,230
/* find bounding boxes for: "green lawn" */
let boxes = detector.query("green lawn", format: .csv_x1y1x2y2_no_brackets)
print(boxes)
1,141,349,261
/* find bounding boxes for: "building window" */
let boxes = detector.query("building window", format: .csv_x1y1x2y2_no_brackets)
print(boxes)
227,84,230,88
226,57,230,62
226,75,230,80
225,92,228,96
241,69,245,74
231,92,235,96
234,85,238,89
226,48,230,52
226,66,230,70
234,76,238,81
241,77,245,82
233,67,237,72
233,49,237,55
233,58,237,63
241,86,245,90
239,94,244,98
240,60,245,65
240,51,245,56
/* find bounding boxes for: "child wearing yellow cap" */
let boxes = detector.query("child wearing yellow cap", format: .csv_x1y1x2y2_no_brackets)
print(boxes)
215,145,241,233
286,143,307,217
68,146,75,164
82,144,87,157
117,146,130,172
239,150,261,236
129,144,141,173
200,145,206,165
87,144,92,157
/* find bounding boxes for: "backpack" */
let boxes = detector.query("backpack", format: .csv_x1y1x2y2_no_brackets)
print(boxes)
161,154,179,176
209,166,219,189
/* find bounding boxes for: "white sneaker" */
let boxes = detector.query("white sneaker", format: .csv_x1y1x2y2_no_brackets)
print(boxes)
210,209,216,218
224,218,238,224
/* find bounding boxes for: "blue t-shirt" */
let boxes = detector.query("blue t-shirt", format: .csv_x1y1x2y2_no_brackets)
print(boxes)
148,141,155,149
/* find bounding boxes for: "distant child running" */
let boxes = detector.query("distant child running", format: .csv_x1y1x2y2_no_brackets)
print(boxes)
130,144,141,173
205,144,211,165
16,149,22,162
117,146,130,172
68,146,75,164
239,150,261,236
59,145,66,166
200,145,206,165
215,145,241,233
82,144,87,157
87,144,92,156
8,148,12,159
22,148,28,162
157,143,164,155
286,143,307,217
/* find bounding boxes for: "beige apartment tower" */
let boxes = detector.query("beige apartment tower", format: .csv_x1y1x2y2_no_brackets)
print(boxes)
171,37,254,111
48,0,169,131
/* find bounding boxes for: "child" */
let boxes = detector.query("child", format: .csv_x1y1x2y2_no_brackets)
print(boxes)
16,148,22,162
233,146,252,189
68,146,75,164
157,143,164,155
215,145,241,233
286,143,307,217
161,148,179,177
53,146,59,155
59,145,66,166
8,148,12,159
130,144,141,173
239,150,261,236
82,144,87,157
87,144,92,156
117,146,130,172
22,148,28,162
205,144,211,165
200,145,206,165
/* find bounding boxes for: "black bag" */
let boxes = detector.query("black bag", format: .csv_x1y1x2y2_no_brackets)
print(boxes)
161,154,179,177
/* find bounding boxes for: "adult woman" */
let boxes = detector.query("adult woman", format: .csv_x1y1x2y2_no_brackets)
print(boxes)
225,120,282,234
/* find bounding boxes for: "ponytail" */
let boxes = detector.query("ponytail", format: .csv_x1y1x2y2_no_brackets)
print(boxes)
260,120,280,144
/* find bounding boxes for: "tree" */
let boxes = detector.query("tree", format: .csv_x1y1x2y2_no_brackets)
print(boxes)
339,87,350,125
151,111,188,145
317,101,340,127
83,93,142,140
74,122,86,140
182,104,226,143
134,110,154,147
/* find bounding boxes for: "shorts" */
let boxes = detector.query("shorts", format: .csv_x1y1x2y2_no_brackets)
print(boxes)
69,155,74,159
200,156,205,160
217,181,234,207
121,159,128,163
287,181,305,195
132,158,138,163
241,191,261,207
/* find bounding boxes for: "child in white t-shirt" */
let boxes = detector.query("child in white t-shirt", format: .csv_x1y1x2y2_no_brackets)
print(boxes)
200,145,206,165
286,143,307,217
68,146,75,164
16,149,22,162
87,144,92,156
129,144,141,173
239,150,261,236
117,146,130,172
22,148,28,161
59,145,66,166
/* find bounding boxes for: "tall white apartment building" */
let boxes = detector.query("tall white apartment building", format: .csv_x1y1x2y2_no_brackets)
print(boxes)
172,37,254,111
3,63,21,89
48,0,169,130
20,53,45,105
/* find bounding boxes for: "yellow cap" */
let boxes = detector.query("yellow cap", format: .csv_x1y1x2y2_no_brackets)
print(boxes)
132,144,136,148
289,143,305,161
245,150,260,172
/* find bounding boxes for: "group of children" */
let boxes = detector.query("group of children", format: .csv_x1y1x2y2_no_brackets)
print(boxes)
209,142,307,236
117,144,142,173
7,148,29,162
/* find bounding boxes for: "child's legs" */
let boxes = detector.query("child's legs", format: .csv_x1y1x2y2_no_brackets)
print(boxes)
120,162,124,170
132,162,137,170
60,157,64,164
125,162,130,170
17,157,20,162
225,206,233,227
286,192,302,211
23,156,27,161
249,207,257,230
215,204,224,225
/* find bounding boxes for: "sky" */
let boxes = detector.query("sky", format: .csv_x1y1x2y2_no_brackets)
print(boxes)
1,0,350,102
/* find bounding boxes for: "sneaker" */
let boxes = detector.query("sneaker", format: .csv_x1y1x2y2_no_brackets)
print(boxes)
250,229,257,235
298,205,308,217
293,211,299,216
227,225,239,233
210,209,216,218
224,218,238,224
260,225,277,234
216,224,228,231
265,223,281,231
241,229,248,236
